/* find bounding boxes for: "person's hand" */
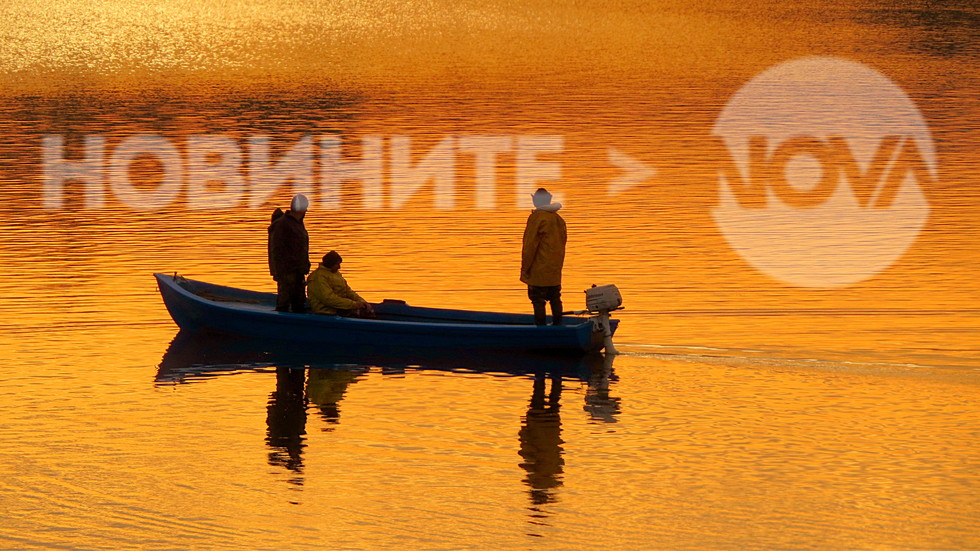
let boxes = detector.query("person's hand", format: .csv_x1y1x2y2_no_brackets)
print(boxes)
356,301,376,318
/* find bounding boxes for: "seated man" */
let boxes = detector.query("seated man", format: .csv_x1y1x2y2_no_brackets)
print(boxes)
307,251,375,318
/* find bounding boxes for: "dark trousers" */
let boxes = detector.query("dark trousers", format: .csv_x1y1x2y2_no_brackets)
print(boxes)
275,272,307,313
528,285,562,326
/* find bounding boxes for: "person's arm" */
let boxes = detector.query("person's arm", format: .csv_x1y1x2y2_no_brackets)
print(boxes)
309,274,361,311
521,215,542,282
341,287,367,304
299,227,311,274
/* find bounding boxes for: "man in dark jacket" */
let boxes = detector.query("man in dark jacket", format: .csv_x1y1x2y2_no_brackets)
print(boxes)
268,194,311,312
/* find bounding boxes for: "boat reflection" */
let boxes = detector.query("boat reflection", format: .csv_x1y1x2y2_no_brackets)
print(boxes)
156,330,605,383
156,330,619,503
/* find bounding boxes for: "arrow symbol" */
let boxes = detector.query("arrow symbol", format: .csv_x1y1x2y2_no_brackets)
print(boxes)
607,148,655,196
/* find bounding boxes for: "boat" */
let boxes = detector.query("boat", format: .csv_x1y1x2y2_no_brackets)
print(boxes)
154,273,618,353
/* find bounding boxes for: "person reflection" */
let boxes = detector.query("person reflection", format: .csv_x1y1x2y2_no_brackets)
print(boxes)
584,354,621,423
518,371,564,506
266,366,308,486
306,367,360,430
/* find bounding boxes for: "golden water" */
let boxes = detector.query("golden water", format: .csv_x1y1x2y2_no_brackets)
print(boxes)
0,0,978,548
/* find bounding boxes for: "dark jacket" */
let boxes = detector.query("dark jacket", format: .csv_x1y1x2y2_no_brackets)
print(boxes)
268,209,310,280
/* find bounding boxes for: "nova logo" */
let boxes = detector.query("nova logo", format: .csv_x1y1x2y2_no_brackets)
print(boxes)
712,57,934,288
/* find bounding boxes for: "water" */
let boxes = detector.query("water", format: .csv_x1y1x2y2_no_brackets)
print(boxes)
1,0,979,548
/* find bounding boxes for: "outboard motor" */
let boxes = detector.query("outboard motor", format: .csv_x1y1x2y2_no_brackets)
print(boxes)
584,284,623,354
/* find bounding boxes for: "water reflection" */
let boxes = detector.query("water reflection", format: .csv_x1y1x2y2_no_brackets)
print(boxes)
518,371,564,507
156,330,619,503
584,354,620,423
266,366,307,486
155,330,603,383
307,368,360,430
155,330,280,384
516,354,620,531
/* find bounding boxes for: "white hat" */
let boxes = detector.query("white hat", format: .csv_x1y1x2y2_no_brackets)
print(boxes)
290,194,310,212
532,188,552,208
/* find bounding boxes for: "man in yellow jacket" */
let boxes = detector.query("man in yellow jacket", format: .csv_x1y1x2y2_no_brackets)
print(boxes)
307,251,375,317
521,188,567,326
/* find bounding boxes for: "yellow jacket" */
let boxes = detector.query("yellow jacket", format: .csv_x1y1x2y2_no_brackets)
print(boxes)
521,206,567,287
307,264,366,315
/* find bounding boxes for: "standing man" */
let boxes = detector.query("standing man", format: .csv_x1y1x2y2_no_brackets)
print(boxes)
521,188,567,326
269,194,311,313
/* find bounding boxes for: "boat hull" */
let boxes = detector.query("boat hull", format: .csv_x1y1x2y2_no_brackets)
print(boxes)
154,273,618,353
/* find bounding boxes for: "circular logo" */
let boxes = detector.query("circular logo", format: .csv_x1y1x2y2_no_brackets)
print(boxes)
712,56,934,288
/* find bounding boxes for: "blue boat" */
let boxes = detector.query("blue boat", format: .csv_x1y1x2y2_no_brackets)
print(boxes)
154,273,618,353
